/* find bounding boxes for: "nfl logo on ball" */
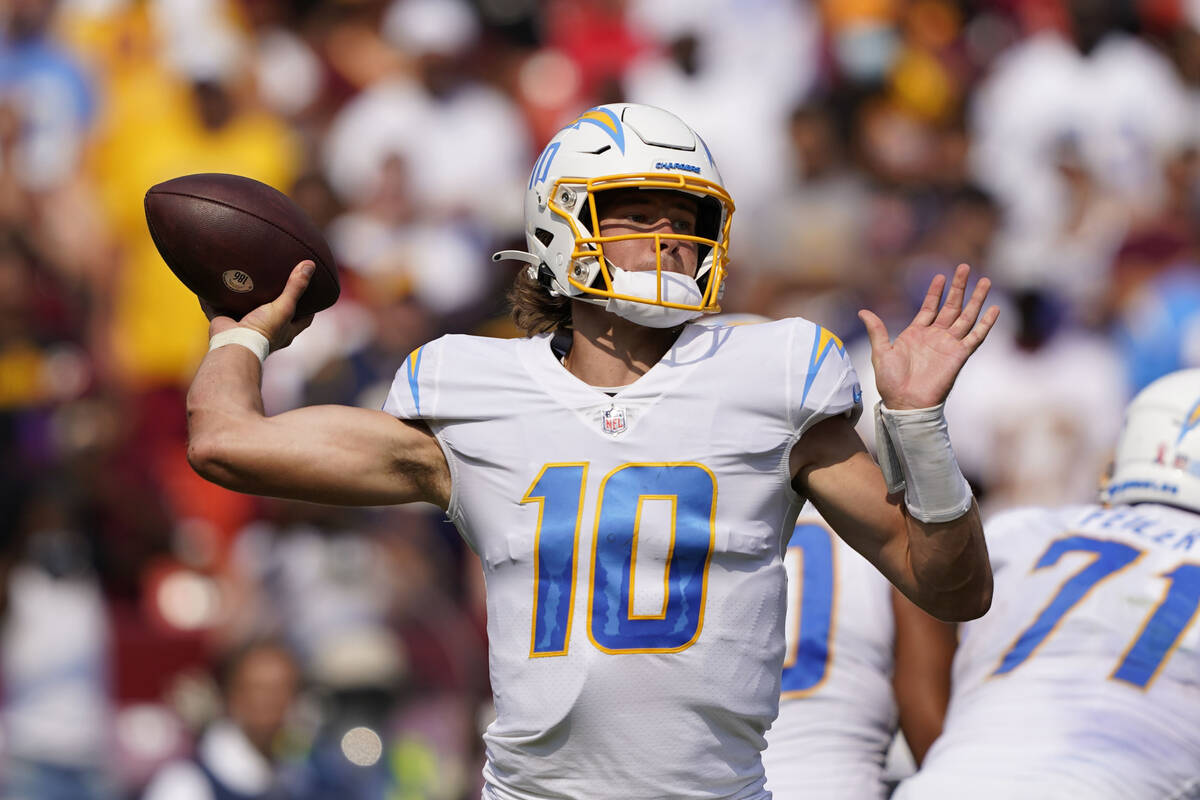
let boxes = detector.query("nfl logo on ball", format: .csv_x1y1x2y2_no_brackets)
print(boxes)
603,406,627,435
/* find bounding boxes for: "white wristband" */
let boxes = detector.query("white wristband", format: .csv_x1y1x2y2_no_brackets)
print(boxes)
208,327,270,363
874,401,973,523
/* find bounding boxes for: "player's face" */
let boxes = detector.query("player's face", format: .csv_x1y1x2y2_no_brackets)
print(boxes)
594,189,700,276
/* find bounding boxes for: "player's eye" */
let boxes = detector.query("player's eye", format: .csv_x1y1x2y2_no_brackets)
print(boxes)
671,218,695,234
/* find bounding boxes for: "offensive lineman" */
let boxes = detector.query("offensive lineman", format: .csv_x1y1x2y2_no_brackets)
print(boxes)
894,369,1200,799
185,104,997,798
763,509,956,799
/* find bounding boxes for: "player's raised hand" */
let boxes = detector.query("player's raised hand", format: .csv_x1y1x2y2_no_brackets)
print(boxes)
203,260,317,352
858,263,999,410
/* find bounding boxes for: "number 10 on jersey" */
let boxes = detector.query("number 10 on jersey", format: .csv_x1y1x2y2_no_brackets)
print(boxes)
522,463,717,656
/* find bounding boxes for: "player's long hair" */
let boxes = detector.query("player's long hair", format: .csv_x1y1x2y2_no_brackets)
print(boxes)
508,269,571,335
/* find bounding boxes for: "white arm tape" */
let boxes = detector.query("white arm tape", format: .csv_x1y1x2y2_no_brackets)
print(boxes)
208,327,270,363
874,401,973,523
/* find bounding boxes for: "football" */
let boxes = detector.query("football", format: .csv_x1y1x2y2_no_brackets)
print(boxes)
144,173,339,320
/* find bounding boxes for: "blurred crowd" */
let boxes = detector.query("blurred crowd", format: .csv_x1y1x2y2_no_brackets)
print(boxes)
2,0,1200,797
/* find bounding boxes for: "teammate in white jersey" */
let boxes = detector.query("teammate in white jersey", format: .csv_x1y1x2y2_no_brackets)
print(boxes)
184,103,997,798
763,509,955,799
895,368,1200,800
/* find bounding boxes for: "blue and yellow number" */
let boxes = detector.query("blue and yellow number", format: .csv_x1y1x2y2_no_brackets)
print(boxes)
522,464,587,657
994,534,1200,689
524,462,716,656
588,464,716,654
1112,562,1200,687
994,536,1141,675
780,520,836,696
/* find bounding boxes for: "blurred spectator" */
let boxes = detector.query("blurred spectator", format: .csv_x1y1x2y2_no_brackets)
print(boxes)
325,153,493,320
220,502,400,670
322,0,530,242
624,0,819,220
0,229,92,409
969,2,1190,309
237,0,325,125
735,98,873,325
140,638,307,800
989,136,1128,323
83,0,303,387
1109,229,1200,392
546,0,649,101
0,0,96,192
1,478,116,800
944,287,1127,515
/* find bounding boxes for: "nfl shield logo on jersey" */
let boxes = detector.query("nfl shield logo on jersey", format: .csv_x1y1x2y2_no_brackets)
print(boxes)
602,405,627,435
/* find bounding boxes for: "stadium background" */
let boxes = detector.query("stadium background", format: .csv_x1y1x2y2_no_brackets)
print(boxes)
1,0,1198,797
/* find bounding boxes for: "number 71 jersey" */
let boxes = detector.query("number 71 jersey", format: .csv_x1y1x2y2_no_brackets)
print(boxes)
897,502,1200,800
384,319,862,800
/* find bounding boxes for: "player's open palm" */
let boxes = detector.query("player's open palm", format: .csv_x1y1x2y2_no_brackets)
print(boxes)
858,263,999,410
203,261,317,352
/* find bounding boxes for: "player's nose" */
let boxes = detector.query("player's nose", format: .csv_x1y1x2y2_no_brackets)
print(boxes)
648,217,676,246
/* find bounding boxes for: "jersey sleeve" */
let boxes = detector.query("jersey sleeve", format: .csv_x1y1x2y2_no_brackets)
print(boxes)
787,320,863,436
382,337,443,422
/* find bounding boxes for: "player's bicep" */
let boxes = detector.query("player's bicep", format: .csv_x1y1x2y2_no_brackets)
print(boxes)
192,404,450,508
790,415,910,589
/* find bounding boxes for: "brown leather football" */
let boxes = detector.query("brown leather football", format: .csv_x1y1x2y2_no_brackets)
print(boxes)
144,173,339,320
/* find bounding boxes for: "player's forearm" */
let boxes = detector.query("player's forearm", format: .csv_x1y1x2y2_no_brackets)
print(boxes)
186,344,270,490
891,588,955,764
902,503,992,622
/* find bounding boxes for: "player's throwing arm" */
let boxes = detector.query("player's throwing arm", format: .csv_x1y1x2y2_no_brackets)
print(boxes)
186,261,451,508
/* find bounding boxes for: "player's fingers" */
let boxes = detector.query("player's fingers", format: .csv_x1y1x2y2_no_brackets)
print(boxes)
275,261,315,312
913,273,947,326
933,264,970,328
949,276,992,338
858,309,892,354
961,304,1001,352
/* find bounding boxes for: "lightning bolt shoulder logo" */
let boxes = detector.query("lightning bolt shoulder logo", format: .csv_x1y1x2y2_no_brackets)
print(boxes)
801,326,846,406
406,346,425,415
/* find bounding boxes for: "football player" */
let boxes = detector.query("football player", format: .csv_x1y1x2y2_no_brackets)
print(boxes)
894,368,1200,799
763,509,956,799
186,103,997,798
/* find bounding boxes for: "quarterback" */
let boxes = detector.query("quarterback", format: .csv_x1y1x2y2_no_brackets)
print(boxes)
186,104,997,798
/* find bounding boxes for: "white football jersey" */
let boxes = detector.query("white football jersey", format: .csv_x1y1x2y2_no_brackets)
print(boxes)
762,511,897,800
895,503,1200,800
384,319,861,799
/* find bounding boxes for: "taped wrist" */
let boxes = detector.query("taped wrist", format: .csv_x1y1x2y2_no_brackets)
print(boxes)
873,402,973,523
208,327,270,363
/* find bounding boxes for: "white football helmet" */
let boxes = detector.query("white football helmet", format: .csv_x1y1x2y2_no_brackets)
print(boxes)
1102,368,1200,513
494,103,734,315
